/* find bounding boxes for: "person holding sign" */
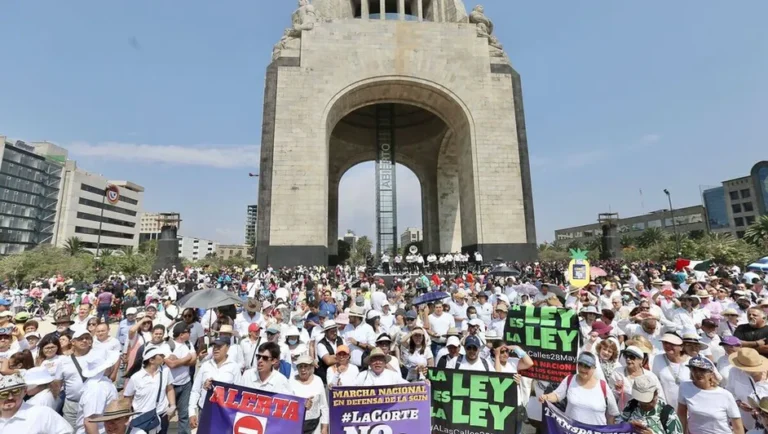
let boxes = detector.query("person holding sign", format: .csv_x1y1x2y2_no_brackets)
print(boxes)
354,348,406,386
539,352,620,425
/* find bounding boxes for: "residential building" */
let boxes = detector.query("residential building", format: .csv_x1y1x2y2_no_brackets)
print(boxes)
701,161,768,239
53,161,144,253
0,137,65,254
400,227,422,248
216,244,250,260
245,205,257,246
554,205,707,247
139,212,181,242
178,235,217,261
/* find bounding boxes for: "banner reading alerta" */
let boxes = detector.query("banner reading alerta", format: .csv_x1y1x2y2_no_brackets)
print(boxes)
429,367,519,434
544,403,633,434
329,382,430,434
198,380,306,434
504,305,579,382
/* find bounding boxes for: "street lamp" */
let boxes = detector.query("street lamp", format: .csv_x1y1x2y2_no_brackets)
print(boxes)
664,189,681,255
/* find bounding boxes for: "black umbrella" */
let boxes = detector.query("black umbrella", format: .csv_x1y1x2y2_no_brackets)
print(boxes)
177,288,243,310
412,291,450,306
489,265,520,277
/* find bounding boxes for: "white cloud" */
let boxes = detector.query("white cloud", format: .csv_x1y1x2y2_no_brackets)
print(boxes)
68,141,260,169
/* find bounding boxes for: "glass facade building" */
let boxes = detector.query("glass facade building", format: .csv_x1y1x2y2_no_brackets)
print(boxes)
703,186,730,230
0,141,62,255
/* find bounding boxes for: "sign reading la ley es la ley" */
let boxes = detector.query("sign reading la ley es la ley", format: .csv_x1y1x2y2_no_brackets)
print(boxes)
504,305,580,383
197,381,306,434
429,367,519,434
329,383,430,434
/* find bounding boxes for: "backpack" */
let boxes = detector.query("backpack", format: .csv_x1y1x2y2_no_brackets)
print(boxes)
625,399,675,432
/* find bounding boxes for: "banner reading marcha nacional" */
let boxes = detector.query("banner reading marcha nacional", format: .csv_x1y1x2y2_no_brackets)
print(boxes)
197,380,306,434
329,382,430,434
429,367,519,434
544,403,633,434
504,305,580,382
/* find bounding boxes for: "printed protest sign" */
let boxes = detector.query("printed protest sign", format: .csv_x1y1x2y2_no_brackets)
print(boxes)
198,380,306,434
544,403,633,434
429,367,519,434
504,305,580,382
329,382,430,434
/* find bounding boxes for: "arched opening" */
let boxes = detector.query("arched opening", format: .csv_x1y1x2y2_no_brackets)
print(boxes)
324,78,478,264
336,162,422,264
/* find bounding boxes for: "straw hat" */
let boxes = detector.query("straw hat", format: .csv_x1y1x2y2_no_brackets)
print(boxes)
88,398,141,422
348,306,366,318
729,348,768,373
363,347,391,365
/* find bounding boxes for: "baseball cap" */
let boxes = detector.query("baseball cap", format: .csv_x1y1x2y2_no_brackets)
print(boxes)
336,345,350,355
687,356,716,371
125,307,138,316
720,336,742,347
631,375,658,403
248,323,261,333
446,336,461,347
266,325,281,334
72,330,92,340
464,335,482,349
296,355,314,366
172,322,192,338
212,336,231,347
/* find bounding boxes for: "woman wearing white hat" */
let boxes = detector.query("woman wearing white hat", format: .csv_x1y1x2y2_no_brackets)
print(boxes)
651,333,690,409
400,327,433,382
76,350,120,434
123,346,176,434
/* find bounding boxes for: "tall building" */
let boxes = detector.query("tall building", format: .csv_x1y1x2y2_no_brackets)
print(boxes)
400,227,422,249
0,137,65,254
53,161,144,253
554,206,707,247
245,205,257,246
139,212,181,242
702,161,768,239
178,235,217,261
216,244,249,260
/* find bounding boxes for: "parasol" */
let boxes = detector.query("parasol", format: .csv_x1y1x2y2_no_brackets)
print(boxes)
177,288,243,310
489,265,520,277
590,266,607,277
412,291,450,306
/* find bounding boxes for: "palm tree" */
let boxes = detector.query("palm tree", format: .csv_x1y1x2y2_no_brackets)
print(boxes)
637,227,667,248
139,240,158,256
63,237,85,256
620,235,636,248
99,248,114,258
744,215,768,249
119,246,135,256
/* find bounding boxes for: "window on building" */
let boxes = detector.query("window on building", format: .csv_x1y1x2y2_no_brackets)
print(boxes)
741,189,751,199
735,217,744,227
647,220,662,228
732,203,742,214
730,191,739,201
744,202,754,212
746,215,756,226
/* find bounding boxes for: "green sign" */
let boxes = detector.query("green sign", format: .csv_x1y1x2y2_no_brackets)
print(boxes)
429,367,519,434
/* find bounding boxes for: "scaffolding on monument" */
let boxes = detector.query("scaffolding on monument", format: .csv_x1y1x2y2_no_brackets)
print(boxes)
375,104,398,258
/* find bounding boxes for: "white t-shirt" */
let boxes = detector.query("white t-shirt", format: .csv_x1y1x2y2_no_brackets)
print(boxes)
124,366,173,416
553,376,620,426
458,358,491,372
0,402,72,434
76,376,118,434
428,313,454,343
679,381,740,434
169,341,192,386
93,337,121,354
239,369,293,394
326,364,359,387
651,354,691,409
289,376,329,433
26,388,57,409
56,350,105,401
354,369,407,386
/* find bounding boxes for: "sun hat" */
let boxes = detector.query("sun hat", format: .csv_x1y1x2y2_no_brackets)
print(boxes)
245,298,260,312
485,330,501,341
622,345,644,360
468,318,484,327
363,347,391,365
681,331,709,351
88,398,141,422
295,354,314,366
464,335,482,349
687,356,716,371
262,301,273,311
335,313,350,325
651,278,663,285
579,305,599,316
348,306,366,318
217,325,235,335
719,336,742,347
23,367,55,386
83,351,121,377
660,332,683,346
446,336,461,347
336,345,350,354
445,327,461,337
0,373,25,393
631,375,658,403
577,352,597,368
366,310,381,320
729,348,768,372
285,325,300,337
495,304,509,313
723,308,739,316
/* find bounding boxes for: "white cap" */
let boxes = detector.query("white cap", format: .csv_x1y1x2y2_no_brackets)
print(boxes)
446,336,461,347
468,318,484,327
366,310,381,320
72,330,91,340
24,367,54,386
125,307,138,315
285,325,300,337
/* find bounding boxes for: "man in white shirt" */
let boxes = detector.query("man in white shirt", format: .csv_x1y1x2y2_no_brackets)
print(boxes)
449,291,469,330
370,289,387,313
354,348,407,386
56,330,102,428
76,351,120,434
189,338,241,430
343,307,376,368
379,302,395,330
0,373,71,434
71,304,94,335
474,251,483,273
458,336,491,371
92,324,121,354
165,323,196,434
427,303,455,357
239,342,292,394
235,299,264,338
474,292,493,327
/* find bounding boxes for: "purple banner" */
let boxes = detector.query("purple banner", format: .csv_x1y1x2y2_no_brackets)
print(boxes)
544,403,633,434
329,382,431,434
198,380,306,434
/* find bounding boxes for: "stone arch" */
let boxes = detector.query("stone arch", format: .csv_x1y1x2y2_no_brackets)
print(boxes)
323,77,480,260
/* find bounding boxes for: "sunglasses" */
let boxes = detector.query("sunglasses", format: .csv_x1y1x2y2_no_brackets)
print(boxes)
624,354,640,361
257,355,273,361
0,387,24,400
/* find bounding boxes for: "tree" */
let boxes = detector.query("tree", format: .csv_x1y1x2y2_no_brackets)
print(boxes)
63,237,85,256
336,239,352,265
349,236,373,266
139,240,158,256
620,235,636,248
637,227,667,248
744,215,768,249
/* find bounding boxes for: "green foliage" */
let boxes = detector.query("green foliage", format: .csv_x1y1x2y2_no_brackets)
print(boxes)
336,239,352,265
744,215,768,249
620,234,636,248
637,227,667,248
349,236,373,266
63,237,86,256
139,240,158,256
621,232,761,266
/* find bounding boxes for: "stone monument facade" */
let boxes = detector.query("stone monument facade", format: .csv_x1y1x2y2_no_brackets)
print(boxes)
257,0,537,267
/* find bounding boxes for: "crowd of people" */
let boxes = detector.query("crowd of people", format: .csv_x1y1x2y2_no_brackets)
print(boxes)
0,259,768,434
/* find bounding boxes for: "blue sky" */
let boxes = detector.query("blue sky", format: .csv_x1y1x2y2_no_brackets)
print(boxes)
1,1,767,245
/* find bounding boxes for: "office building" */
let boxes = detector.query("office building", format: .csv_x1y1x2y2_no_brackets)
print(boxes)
178,235,217,261
139,212,181,242
0,137,66,255
53,161,144,253
554,205,707,247
216,244,250,260
245,205,257,246
702,161,768,238
400,227,422,248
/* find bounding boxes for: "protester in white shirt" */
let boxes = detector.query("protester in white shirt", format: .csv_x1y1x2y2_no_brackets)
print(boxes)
23,367,57,409
235,300,264,339
678,356,744,434
165,323,196,434
123,346,176,434
56,330,102,428
76,350,120,434
240,323,264,370
239,342,292,394
651,333,691,409
188,338,241,430
457,336,492,371
325,345,358,388
92,324,121,354
354,348,406,386
343,307,376,368
289,355,329,434
0,373,71,434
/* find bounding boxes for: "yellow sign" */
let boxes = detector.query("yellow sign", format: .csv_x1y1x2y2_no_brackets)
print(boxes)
567,249,590,289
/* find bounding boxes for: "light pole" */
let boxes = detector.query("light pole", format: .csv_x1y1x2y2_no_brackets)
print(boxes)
664,189,681,255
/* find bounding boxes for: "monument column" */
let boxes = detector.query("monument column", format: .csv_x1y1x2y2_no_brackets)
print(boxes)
379,0,385,18
361,0,369,19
